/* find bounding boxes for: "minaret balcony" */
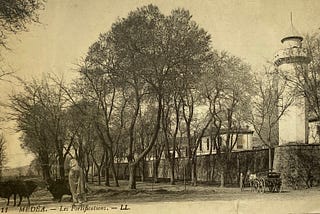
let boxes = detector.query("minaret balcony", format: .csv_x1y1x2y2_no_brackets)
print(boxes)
274,47,310,66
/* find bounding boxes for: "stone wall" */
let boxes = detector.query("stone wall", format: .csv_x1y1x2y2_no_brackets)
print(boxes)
115,148,272,185
274,143,320,189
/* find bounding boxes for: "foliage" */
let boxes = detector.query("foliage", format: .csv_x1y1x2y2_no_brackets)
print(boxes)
84,4,212,189
0,0,45,81
0,0,45,49
300,33,320,122
8,4,257,188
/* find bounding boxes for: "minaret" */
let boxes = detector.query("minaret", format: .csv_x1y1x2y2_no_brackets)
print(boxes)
274,13,310,145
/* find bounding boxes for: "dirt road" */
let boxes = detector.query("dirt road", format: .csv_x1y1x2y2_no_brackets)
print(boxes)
1,181,320,214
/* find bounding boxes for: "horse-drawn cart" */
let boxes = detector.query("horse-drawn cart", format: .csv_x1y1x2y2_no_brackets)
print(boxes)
248,172,282,193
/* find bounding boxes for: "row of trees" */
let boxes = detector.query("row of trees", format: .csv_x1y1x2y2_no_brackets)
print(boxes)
0,0,45,177
7,5,320,189
0,133,6,179
8,5,256,189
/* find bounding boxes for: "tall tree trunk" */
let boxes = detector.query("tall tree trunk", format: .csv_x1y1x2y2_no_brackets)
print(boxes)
153,159,160,183
220,169,225,188
39,150,52,183
105,166,110,186
128,163,137,189
97,166,101,185
162,97,179,186
237,156,240,185
41,163,52,183
127,96,162,189
91,163,94,183
105,150,110,186
140,158,146,182
268,145,272,172
109,154,119,187
170,158,175,185
210,155,215,182
85,153,90,182
253,151,257,173
85,169,89,183
217,152,225,187
191,157,197,186
58,152,65,180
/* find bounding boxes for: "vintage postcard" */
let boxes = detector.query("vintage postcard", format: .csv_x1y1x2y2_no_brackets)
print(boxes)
0,0,320,213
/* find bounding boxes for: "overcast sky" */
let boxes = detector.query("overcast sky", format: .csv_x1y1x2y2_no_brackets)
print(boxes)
1,0,320,168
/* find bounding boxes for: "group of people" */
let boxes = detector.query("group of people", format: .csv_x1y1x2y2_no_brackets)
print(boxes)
68,159,86,204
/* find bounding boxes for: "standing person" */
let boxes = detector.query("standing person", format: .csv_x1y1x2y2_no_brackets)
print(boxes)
239,172,244,191
68,159,86,204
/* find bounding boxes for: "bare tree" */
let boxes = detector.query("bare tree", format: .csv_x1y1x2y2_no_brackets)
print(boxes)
90,142,105,185
10,82,54,182
0,133,6,180
249,65,293,171
180,85,213,186
200,51,227,181
76,67,124,187
9,76,73,181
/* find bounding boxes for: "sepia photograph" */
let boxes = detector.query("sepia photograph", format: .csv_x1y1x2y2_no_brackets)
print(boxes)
0,0,320,213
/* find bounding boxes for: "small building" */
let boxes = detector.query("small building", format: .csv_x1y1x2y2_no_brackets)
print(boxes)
174,128,254,157
196,128,254,155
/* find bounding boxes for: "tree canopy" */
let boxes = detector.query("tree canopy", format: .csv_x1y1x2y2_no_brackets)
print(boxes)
8,4,257,188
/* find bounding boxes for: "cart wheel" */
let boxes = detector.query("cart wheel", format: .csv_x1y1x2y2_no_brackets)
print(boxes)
268,184,273,192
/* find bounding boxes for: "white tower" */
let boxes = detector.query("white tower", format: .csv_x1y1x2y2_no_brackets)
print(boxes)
274,14,310,145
